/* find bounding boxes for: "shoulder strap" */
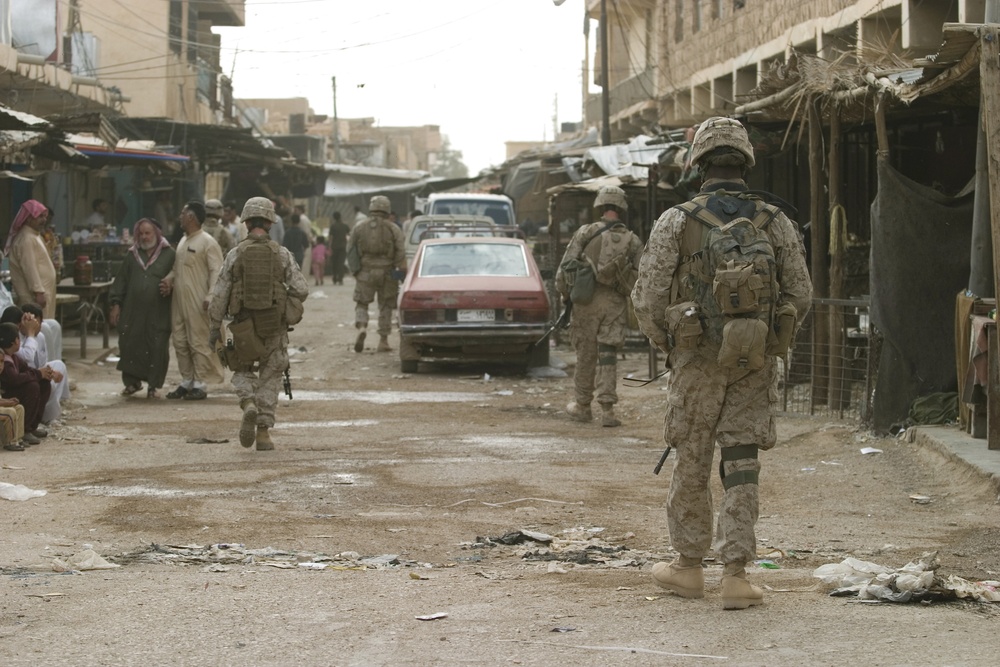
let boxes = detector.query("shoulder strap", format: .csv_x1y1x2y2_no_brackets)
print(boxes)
576,221,618,260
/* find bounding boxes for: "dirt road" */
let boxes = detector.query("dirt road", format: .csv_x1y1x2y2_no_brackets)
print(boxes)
2,279,999,666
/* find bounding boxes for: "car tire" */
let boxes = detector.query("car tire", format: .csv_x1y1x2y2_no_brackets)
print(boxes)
401,359,419,373
527,335,550,368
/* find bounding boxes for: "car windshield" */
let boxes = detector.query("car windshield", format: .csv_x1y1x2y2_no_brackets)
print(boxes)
419,243,528,277
430,201,513,226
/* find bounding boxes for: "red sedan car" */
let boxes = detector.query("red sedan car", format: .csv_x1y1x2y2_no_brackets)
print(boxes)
398,237,551,373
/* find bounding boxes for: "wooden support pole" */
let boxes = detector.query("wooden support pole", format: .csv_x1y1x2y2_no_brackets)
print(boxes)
809,98,829,405
828,108,847,412
979,25,1000,448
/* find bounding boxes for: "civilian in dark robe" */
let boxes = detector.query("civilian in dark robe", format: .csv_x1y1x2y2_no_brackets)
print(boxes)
109,219,176,398
327,212,350,285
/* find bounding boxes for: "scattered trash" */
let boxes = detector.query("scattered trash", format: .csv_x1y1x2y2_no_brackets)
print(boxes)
52,550,120,572
479,529,555,546
409,571,430,580
0,482,47,501
908,494,932,504
105,355,120,363
814,552,1000,603
820,461,843,466
527,366,568,379
118,543,414,571
755,560,780,570
186,437,229,444
800,467,816,473
551,627,576,633
415,612,448,621
493,390,514,396
860,447,883,455
482,373,491,382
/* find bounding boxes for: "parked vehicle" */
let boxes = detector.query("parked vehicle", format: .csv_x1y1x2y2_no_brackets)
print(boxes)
422,193,515,227
398,237,551,373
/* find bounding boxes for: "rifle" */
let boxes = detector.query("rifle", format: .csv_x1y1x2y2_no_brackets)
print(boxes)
283,367,293,400
653,446,672,475
535,300,573,346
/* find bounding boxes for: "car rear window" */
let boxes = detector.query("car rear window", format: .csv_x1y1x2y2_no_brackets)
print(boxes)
419,243,528,277
429,201,513,226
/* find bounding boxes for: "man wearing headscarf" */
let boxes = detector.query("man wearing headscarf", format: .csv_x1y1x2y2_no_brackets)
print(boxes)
6,200,57,320
161,201,225,400
109,219,176,398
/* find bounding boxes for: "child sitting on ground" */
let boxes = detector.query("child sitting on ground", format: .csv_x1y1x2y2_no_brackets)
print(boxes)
311,236,330,286
0,397,26,451
0,322,53,446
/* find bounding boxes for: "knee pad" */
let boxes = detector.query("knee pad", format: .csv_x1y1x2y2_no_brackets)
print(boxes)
719,444,759,490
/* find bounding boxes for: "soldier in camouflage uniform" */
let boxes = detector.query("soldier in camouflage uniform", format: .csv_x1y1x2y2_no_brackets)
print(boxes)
209,197,308,451
632,117,812,609
347,195,406,353
555,186,643,427
203,199,235,259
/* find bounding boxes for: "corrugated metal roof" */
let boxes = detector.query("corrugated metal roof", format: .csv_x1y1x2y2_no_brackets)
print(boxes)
0,105,51,131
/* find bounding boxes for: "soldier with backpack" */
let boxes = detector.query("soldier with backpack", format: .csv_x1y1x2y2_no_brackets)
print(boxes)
556,185,643,427
632,117,812,609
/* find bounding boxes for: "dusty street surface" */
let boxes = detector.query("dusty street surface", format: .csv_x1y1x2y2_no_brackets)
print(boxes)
2,278,1000,666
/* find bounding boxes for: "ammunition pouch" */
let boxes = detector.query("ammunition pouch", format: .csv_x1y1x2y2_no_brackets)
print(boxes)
664,301,703,351
718,317,768,370
229,317,267,365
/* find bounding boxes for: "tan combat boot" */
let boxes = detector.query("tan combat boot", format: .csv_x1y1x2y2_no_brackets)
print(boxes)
239,400,258,448
255,425,274,451
600,403,621,427
651,558,705,599
354,329,367,353
566,402,592,422
377,336,392,352
721,565,764,610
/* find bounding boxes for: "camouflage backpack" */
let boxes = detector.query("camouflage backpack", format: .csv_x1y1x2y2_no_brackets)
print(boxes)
671,191,795,369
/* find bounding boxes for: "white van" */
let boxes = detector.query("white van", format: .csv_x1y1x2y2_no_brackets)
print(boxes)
422,193,515,227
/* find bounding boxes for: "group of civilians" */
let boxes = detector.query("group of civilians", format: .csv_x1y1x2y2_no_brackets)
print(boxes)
1,200,70,451
0,196,351,453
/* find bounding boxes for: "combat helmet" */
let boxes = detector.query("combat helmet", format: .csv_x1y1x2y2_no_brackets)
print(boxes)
369,195,391,215
204,198,224,218
593,185,628,212
689,117,755,169
241,197,276,223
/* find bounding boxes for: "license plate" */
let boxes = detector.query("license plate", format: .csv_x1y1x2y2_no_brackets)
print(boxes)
457,309,495,322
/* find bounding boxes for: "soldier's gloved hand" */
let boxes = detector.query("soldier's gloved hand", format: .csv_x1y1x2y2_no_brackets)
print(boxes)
209,328,221,348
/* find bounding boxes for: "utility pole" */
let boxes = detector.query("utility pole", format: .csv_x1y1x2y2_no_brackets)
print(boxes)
600,0,611,146
331,76,341,163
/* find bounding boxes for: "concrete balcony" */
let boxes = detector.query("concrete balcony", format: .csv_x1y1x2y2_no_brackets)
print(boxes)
192,0,245,27
0,44,119,118
585,68,658,139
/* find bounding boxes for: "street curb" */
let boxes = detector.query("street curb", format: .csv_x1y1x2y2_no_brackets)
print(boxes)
910,425,1000,499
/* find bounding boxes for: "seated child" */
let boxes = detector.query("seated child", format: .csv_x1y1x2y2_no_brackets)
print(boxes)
0,322,53,445
0,397,26,451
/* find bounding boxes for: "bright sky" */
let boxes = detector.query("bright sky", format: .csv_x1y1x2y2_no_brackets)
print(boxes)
215,0,593,174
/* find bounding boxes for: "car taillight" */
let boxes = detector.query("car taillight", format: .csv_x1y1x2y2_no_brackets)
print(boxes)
507,308,549,323
401,309,446,324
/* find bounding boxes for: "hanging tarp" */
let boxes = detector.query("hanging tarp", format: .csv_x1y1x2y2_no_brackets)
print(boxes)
323,164,476,198
869,159,974,432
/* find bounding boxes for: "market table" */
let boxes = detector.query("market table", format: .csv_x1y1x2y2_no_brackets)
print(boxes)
56,278,113,359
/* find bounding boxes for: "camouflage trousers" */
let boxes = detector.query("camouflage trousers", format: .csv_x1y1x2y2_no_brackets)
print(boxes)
662,346,777,566
353,267,398,337
231,333,288,429
569,288,628,406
